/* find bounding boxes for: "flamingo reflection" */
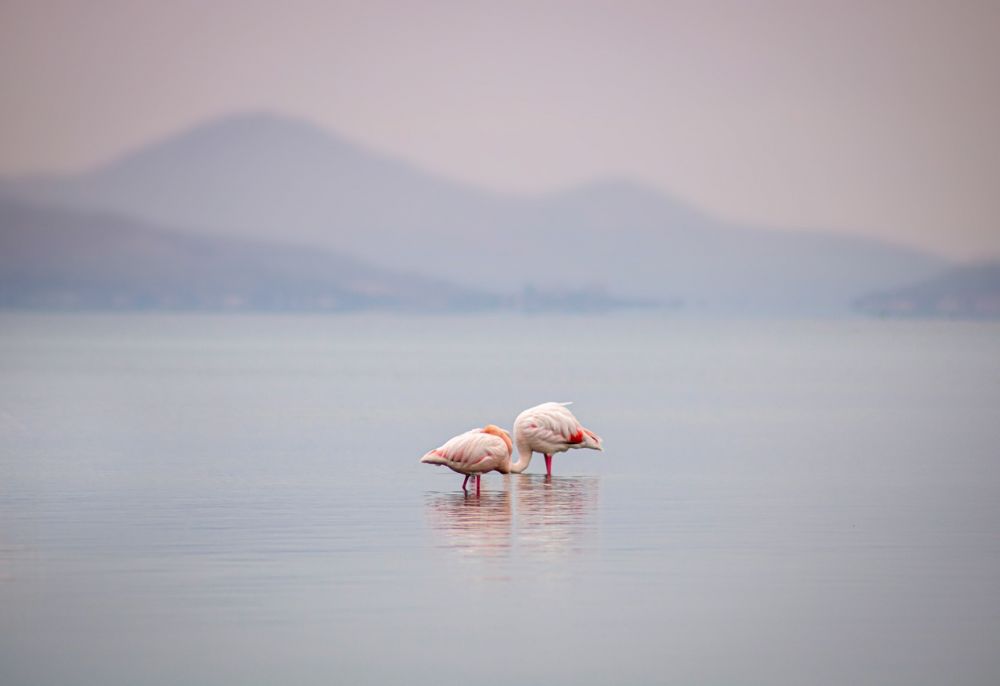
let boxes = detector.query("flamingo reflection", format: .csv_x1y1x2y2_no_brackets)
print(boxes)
424,487,513,557
424,475,599,559
514,475,600,556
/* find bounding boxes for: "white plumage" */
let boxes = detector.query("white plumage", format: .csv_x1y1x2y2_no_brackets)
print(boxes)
420,424,531,493
513,402,603,476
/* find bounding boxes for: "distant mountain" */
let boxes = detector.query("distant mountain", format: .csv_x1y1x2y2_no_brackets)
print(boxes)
0,197,498,311
2,112,949,313
855,262,1000,318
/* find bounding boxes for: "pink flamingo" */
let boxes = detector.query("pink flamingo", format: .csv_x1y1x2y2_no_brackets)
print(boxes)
513,402,603,477
420,424,532,494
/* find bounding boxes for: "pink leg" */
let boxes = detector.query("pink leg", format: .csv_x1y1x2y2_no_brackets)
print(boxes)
544,454,553,477
476,475,481,496
462,475,469,492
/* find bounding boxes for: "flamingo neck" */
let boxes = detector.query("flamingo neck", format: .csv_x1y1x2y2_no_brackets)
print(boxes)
509,437,533,474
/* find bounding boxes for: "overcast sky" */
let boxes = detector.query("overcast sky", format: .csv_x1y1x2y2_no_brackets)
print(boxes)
1,0,997,259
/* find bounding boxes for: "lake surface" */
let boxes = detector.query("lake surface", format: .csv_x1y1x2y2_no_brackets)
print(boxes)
1,313,998,685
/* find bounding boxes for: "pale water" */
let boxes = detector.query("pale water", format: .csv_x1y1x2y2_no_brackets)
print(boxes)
1,314,998,685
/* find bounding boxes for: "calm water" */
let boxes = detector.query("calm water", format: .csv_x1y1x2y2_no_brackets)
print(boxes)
1,313,998,685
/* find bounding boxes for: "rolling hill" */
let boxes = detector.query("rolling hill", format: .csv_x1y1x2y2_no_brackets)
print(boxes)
855,262,1000,318
0,197,497,311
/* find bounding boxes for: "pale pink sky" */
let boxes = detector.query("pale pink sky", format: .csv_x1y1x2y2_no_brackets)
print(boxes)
1,0,998,259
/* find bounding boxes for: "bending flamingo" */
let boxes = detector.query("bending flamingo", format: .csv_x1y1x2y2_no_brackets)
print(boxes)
513,402,603,477
420,424,533,494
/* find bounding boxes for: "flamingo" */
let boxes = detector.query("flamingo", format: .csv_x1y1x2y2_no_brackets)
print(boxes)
420,424,532,494
513,402,603,477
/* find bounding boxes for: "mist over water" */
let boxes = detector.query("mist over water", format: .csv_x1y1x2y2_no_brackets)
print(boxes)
1,313,998,685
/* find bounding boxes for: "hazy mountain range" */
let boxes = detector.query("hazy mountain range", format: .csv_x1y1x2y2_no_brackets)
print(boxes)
855,263,1000,318
1,112,955,313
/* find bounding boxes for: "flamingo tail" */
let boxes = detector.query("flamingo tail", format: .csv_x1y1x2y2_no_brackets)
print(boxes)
420,451,449,466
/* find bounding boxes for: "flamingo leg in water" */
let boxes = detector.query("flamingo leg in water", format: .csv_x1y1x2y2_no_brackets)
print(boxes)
544,454,553,477
476,475,481,496
462,475,470,492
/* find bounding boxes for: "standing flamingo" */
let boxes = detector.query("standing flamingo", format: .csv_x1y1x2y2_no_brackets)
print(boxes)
420,424,533,494
513,402,603,477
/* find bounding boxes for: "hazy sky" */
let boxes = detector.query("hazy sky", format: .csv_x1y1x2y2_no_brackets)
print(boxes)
1,0,998,259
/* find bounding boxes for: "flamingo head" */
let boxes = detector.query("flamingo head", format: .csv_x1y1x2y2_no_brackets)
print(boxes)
583,429,603,451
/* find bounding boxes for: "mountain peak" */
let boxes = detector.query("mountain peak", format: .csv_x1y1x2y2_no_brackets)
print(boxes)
153,110,347,146
90,110,369,178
